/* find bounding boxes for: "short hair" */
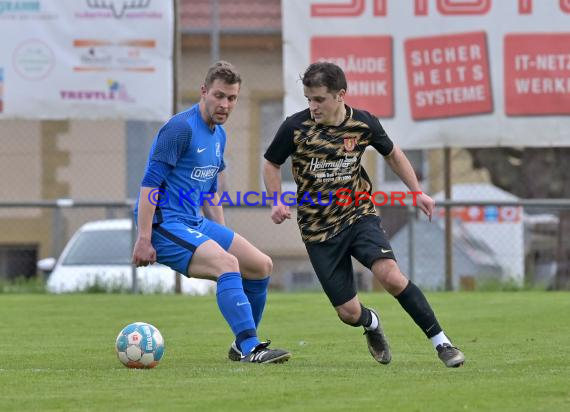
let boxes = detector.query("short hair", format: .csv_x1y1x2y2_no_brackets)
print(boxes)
204,60,242,88
302,62,347,94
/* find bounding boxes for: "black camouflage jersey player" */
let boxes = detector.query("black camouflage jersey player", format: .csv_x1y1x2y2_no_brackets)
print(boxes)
264,106,393,243
263,61,465,368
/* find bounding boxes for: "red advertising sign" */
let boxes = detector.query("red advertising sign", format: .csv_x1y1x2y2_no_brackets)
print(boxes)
311,36,393,117
505,33,570,116
404,32,493,120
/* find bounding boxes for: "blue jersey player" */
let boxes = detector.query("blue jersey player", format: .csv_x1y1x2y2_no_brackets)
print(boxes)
132,61,290,364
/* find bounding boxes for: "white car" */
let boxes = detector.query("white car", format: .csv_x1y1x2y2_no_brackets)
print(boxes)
38,219,215,295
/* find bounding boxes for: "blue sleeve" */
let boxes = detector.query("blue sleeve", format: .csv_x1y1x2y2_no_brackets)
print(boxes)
141,160,173,187
150,119,192,166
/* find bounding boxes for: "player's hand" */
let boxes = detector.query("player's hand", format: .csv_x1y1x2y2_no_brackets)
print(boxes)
271,203,292,224
132,237,157,266
416,192,435,222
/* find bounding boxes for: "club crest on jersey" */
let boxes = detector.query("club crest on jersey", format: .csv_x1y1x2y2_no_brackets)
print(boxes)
343,136,357,152
215,142,221,157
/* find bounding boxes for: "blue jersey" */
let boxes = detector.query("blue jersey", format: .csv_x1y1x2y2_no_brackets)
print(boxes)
135,104,226,225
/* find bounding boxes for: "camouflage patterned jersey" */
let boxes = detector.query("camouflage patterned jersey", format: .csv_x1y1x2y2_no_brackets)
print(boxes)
264,106,394,243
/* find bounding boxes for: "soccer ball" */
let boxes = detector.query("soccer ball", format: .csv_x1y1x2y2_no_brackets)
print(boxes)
115,322,165,369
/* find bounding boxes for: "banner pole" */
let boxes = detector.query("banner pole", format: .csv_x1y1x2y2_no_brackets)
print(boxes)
173,0,182,294
444,147,453,291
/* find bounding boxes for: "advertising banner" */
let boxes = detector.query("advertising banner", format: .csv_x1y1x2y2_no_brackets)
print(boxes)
283,0,570,148
0,0,173,120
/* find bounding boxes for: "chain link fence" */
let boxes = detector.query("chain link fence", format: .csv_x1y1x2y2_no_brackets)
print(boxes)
1,199,569,292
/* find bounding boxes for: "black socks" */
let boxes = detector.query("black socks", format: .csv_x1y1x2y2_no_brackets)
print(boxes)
347,304,373,327
395,281,442,338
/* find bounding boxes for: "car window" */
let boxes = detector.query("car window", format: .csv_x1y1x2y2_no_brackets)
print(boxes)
62,229,131,265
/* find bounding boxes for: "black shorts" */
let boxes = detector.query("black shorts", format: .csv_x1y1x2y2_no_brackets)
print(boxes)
305,215,396,307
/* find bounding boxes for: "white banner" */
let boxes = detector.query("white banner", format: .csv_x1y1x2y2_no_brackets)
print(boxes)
0,0,173,121
283,0,570,148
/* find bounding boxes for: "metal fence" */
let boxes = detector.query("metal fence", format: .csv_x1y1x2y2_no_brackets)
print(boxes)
1,199,569,292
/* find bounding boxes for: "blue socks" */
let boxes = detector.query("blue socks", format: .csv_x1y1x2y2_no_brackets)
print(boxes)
216,272,259,355
242,277,270,328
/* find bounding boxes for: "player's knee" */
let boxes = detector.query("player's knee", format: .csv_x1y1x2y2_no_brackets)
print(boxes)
336,306,360,325
372,259,408,295
247,253,273,278
261,254,273,275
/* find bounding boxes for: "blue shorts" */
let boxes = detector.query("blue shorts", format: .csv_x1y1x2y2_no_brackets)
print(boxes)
151,218,235,276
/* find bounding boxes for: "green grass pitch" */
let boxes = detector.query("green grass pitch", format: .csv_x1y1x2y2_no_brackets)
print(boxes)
1,292,569,411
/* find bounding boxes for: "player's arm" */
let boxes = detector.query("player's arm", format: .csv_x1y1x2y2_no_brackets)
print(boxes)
263,160,291,224
263,118,296,224
132,122,190,265
202,171,225,225
132,187,158,266
384,145,421,192
366,112,435,221
202,193,225,225
132,160,173,265
384,145,435,221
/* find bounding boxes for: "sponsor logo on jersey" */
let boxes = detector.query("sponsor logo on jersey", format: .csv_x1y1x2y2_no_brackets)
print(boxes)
309,155,357,172
191,165,219,181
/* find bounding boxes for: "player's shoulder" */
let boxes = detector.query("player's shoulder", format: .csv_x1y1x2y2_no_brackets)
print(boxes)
277,108,312,134
169,105,198,128
167,106,199,135
287,108,311,121
351,106,380,125
154,107,195,144
285,108,311,126
349,107,388,136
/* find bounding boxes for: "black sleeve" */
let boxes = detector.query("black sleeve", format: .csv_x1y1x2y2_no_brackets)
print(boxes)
367,114,394,156
264,118,296,165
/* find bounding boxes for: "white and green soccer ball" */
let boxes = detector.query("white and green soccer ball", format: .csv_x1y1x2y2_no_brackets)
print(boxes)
115,322,165,369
